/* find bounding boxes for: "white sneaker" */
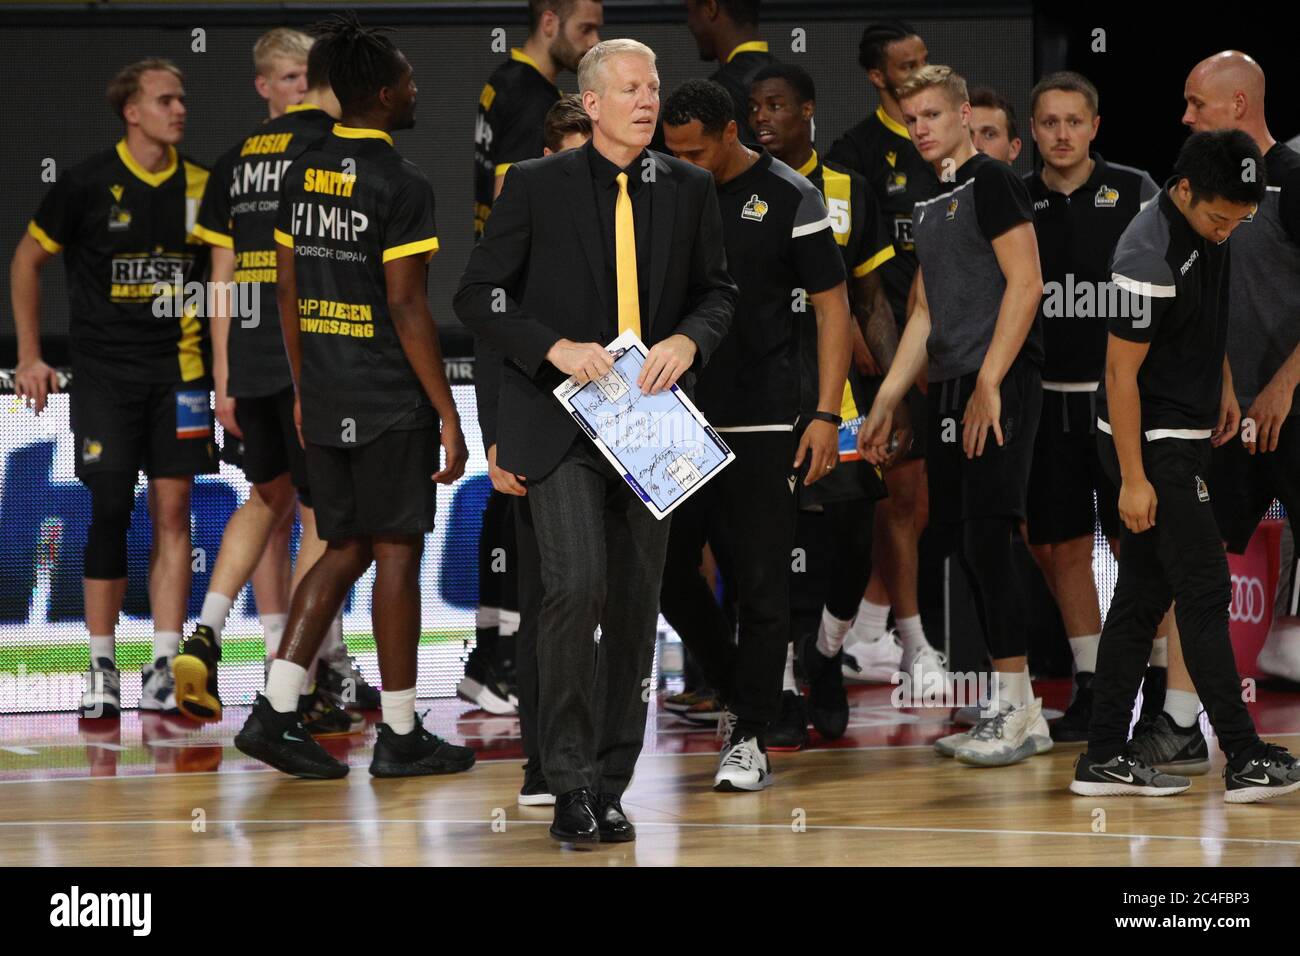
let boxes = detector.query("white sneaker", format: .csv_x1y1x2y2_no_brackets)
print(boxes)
841,629,903,683
899,641,953,697
80,658,121,719
1257,620,1300,682
139,655,179,713
954,698,1049,767
714,735,772,792
937,699,1053,757
934,728,972,757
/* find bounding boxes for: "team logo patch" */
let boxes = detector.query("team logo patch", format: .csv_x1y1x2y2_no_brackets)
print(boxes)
1195,474,1210,502
175,390,212,440
885,150,898,168
81,438,103,464
1095,184,1119,207
109,184,124,202
886,171,907,196
108,205,132,232
741,194,769,222
945,197,959,221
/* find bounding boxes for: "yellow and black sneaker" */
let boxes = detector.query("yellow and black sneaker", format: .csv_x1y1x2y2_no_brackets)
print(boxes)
299,687,365,737
173,625,223,723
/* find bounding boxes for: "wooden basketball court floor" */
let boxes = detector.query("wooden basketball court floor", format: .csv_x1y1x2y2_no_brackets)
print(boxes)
3,680,1300,866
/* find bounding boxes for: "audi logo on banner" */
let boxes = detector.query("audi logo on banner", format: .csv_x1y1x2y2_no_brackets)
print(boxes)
1230,575,1266,624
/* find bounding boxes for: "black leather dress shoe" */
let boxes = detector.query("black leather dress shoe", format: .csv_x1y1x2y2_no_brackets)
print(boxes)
596,792,635,843
549,787,599,843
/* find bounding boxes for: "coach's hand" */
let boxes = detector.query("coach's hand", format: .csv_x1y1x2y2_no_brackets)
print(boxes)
487,443,527,496
796,419,839,485
1243,379,1290,454
639,334,698,395
962,377,1002,459
434,417,468,485
857,400,894,466
15,358,60,415
1119,478,1158,533
215,387,242,440
547,339,615,384
1212,384,1240,448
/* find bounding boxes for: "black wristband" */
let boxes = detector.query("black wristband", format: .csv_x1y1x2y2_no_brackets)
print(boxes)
808,410,842,426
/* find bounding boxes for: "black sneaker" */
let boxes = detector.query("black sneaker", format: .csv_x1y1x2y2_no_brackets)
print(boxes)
316,650,381,711
1129,711,1210,775
369,715,476,778
455,656,518,716
1050,672,1093,742
765,690,809,751
1138,665,1167,721
1069,750,1191,797
173,624,223,723
234,694,349,779
798,637,848,740
518,762,555,807
1224,743,1300,804
299,688,364,737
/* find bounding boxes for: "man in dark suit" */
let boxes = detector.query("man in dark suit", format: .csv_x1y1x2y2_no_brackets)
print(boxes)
454,37,737,845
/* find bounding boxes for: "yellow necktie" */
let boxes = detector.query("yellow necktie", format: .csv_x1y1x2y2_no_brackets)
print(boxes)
615,172,641,339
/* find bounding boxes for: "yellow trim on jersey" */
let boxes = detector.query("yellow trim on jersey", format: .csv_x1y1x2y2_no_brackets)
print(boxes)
876,105,910,140
332,124,394,146
285,103,323,113
273,228,294,248
494,163,514,177
27,220,62,254
726,40,769,62
840,381,860,422
382,236,440,263
510,48,545,74
821,162,853,247
795,149,818,178
177,303,205,381
853,244,896,278
480,83,497,111
191,223,233,249
116,139,178,187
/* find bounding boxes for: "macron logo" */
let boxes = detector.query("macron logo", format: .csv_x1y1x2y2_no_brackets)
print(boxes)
1180,249,1199,275
50,886,152,937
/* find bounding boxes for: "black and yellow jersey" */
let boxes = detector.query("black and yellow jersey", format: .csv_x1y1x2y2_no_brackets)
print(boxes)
274,124,439,448
473,48,560,238
826,105,941,324
795,149,893,503
194,104,335,398
710,40,778,148
27,140,210,383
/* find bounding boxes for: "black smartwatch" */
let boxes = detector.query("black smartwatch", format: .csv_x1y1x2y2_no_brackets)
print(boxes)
808,411,843,426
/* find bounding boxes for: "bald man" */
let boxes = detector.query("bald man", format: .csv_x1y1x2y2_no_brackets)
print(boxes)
1128,52,1300,776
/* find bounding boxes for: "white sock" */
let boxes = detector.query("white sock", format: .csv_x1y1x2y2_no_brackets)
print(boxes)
1163,688,1200,729
261,612,288,659
320,611,344,656
857,598,891,640
816,608,854,657
1149,635,1169,668
782,644,798,692
198,592,234,642
381,686,417,734
265,659,308,713
991,668,1031,710
153,630,181,660
896,615,928,658
1068,633,1100,675
89,635,115,668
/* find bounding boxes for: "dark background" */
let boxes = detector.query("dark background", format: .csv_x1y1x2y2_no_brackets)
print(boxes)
0,0,1035,363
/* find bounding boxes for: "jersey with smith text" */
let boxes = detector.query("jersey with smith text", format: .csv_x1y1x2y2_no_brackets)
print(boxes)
274,125,440,447
27,140,210,383
474,48,560,238
194,104,335,397
826,106,941,324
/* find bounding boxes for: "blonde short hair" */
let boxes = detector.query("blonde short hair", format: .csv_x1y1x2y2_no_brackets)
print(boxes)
577,38,656,96
253,28,313,76
896,64,969,108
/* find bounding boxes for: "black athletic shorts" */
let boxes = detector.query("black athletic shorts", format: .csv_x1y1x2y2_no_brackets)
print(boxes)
220,387,310,503
70,367,217,480
925,358,1042,525
305,425,438,541
1209,416,1300,554
1026,387,1120,545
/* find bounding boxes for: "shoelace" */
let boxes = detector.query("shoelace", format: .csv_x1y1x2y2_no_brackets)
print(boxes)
716,710,737,741
721,739,757,771
1255,743,1294,770
969,709,1008,741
